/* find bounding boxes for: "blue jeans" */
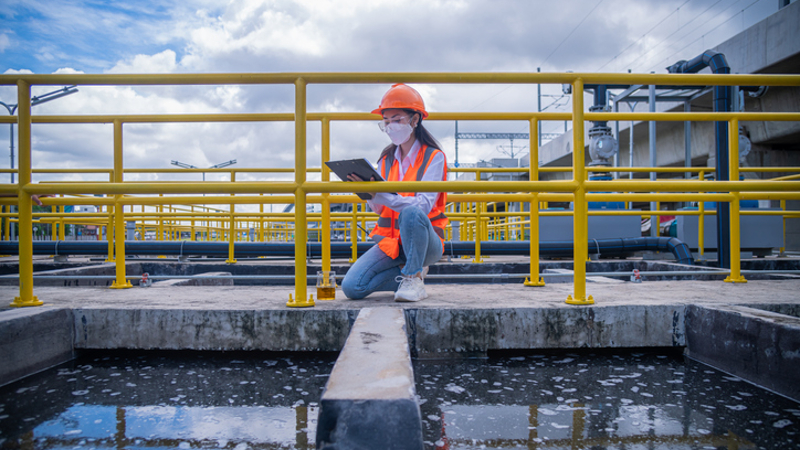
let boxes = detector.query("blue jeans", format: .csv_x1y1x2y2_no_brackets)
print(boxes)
342,206,443,299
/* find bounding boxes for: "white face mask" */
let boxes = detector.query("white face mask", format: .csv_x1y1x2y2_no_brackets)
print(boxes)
384,122,414,146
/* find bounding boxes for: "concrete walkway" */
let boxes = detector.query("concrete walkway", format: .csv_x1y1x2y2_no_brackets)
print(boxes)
2,279,799,311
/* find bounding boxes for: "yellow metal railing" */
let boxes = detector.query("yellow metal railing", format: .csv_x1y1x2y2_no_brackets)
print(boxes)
1,72,800,308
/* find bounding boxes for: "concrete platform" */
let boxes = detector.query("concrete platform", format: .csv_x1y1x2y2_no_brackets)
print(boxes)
1,279,799,400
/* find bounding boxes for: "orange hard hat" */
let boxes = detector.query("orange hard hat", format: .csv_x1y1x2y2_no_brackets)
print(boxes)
371,83,428,119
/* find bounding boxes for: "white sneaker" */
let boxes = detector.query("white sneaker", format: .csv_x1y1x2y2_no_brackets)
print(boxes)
394,275,428,302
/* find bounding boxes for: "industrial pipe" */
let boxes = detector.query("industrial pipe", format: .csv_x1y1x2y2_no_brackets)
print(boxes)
667,50,732,269
0,237,694,265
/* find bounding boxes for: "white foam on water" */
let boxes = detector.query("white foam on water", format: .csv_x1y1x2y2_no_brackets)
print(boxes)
773,419,793,429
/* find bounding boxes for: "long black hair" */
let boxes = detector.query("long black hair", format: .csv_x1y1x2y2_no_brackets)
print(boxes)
378,109,442,163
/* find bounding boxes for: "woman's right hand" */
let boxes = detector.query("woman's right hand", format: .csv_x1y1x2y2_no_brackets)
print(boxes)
347,173,377,200
346,173,376,182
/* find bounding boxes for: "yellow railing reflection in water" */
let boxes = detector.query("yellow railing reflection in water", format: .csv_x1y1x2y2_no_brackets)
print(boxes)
1,72,799,308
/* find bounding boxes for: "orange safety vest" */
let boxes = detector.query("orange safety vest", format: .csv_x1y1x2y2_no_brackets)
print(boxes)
369,144,449,259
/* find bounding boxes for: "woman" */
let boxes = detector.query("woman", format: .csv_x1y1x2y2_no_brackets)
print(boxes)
341,84,448,302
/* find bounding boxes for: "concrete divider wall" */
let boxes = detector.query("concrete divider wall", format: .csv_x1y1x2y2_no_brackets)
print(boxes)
73,309,358,351
317,308,423,450
405,305,686,355
685,304,800,401
5,304,688,359
0,307,74,386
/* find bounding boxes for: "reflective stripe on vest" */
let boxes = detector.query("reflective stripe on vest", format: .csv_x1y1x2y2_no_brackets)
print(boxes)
376,216,398,229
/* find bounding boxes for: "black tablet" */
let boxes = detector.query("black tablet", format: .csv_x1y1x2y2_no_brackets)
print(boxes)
325,158,385,200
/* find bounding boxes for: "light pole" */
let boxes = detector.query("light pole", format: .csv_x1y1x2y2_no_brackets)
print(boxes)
171,159,237,183
1,85,79,183
171,159,237,242
1,85,79,240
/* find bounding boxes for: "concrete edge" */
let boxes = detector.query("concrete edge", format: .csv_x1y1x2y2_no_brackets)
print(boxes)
317,308,423,450
72,308,358,351
685,304,800,402
151,272,234,287
405,305,687,356
0,307,74,387
64,304,690,353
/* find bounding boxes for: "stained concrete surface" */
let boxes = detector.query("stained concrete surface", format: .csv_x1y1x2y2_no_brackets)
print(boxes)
686,304,800,401
1,278,797,310
0,306,73,386
2,278,798,356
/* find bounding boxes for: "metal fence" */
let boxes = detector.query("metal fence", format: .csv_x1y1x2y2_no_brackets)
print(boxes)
1,72,799,307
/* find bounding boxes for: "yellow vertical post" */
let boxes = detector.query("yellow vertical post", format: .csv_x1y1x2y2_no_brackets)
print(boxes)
473,171,483,263
503,202,508,241
110,120,132,289
11,80,42,307
349,203,358,263
725,118,746,283
566,77,593,305
4,205,9,240
287,77,313,307
259,196,265,243
190,206,195,241
226,172,237,264
207,210,213,241
106,191,115,262
525,118,544,286
780,199,787,256
321,117,332,273
158,200,164,241
698,170,705,256
58,198,65,240
141,205,145,241
654,200,660,237
50,207,57,241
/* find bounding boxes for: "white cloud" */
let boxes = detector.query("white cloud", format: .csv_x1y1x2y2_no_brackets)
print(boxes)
53,67,85,75
3,68,33,75
108,50,178,74
0,0,784,187
0,33,9,52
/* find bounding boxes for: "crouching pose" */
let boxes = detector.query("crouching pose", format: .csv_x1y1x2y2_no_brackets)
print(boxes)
342,84,448,302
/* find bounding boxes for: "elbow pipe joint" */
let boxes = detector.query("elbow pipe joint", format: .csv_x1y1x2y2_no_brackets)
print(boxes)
667,50,730,75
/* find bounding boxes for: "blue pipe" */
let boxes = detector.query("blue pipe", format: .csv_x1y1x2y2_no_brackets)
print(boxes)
667,50,731,269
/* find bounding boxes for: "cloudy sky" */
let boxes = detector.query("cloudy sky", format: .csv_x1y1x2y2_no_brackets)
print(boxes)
0,0,786,187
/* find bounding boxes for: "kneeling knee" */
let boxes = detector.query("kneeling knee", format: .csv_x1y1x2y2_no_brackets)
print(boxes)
341,275,366,300
398,206,426,224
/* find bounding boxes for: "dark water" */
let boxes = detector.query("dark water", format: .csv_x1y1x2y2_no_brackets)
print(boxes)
415,350,800,449
1,351,798,450
0,351,336,449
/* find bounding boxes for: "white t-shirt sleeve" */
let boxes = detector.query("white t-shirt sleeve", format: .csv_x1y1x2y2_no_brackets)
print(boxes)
371,151,445,215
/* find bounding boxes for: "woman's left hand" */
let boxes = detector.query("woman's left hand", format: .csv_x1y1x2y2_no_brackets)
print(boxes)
31,194,53,206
